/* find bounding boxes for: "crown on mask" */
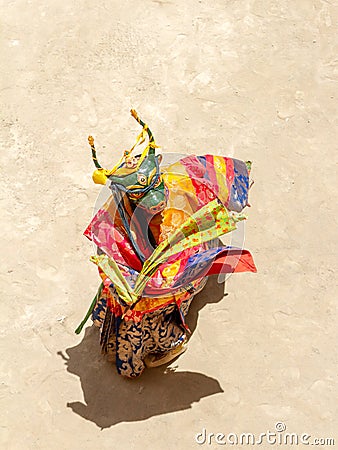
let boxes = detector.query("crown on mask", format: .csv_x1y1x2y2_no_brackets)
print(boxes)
88,110,159,185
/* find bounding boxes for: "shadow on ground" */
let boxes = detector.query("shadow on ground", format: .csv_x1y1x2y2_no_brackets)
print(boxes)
60,276,226,428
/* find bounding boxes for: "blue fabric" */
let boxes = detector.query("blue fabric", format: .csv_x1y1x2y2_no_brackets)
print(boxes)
229,159,249,212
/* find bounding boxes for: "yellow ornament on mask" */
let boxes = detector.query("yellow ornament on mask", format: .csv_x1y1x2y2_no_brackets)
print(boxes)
92,169,109,185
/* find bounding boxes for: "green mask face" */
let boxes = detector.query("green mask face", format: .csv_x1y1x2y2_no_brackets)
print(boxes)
109,150,167,214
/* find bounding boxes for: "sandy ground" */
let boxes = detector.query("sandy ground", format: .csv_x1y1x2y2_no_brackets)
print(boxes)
1,1,337,449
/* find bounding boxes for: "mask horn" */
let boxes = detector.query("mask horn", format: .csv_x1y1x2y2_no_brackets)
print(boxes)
88,135,104,169
130,109,155,150
88,136,111,185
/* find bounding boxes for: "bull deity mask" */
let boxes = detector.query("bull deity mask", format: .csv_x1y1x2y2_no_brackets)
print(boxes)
88,110,166,215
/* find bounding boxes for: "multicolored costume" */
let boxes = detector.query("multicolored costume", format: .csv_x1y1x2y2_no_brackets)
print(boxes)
76,110,256,378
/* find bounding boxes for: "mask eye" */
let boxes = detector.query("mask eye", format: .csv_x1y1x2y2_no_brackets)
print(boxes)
137,174,147,185
128,192,143,200
153,176,162,188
